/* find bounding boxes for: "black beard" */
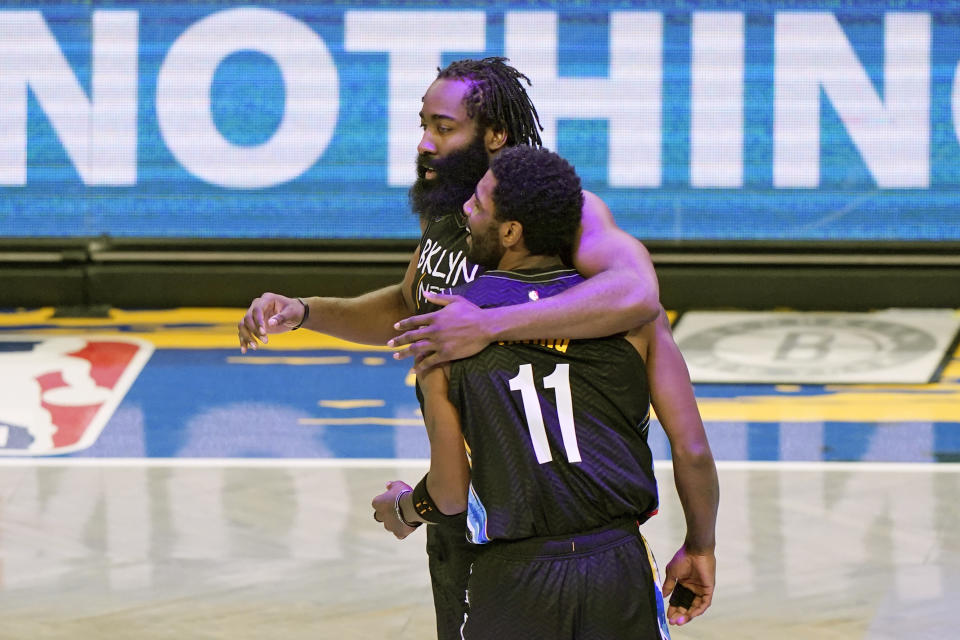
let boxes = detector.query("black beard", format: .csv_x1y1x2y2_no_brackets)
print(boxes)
465,224,504,270
409,135,490,222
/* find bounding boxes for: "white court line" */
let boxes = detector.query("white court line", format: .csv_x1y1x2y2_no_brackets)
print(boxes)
710,460,960,473
0,458,958,472
0,457,430,469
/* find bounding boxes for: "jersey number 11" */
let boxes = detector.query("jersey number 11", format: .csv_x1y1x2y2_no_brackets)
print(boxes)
508,363,582,465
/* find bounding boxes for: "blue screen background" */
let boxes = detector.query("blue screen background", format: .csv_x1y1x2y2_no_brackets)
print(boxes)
1,1,958,241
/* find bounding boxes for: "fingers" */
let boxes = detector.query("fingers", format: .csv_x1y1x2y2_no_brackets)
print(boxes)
389,293,466,337
238,296,274,353
686,591,712,620
371,493,393,533
413,353,442,377
267,298,303,330
661,572,678,596
422,292,460,307
667,594,711,625
667,606,688,626
371,483,416,540
389,330,430,352
238,318,265,353
251,304,267,339
389,317,435,345
266,297,306,332
392,340,432,362
393,344,447,373
237,293,307,353
665,584,712,626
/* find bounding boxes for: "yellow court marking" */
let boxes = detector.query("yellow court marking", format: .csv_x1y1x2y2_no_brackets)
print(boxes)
4,307,960,424
0,307,393,351
299,417,425,427
695,387,960,422
226,356,351,366
939,358,960,382
319,400,386,409
775,385,803,393
0,308,695,351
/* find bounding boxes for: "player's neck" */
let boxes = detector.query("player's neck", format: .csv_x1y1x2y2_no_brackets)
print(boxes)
496,252,564,272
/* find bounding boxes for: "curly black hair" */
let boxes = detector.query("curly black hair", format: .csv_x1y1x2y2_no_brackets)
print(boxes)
436,57,543,148
489,146,583,262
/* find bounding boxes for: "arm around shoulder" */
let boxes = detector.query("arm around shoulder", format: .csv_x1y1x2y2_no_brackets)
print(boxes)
573,191,660,324
480,192,661,345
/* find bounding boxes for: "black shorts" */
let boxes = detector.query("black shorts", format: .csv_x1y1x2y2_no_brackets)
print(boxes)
426,515,484,640
461,519,671,640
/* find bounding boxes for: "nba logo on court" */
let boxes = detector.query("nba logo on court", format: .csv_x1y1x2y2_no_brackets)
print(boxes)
0,336,153,456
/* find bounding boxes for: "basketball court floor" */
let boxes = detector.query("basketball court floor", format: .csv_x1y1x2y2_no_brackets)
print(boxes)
0,307,958,639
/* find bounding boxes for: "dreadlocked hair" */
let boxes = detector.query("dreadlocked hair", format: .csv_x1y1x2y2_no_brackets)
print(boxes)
436,57,543,148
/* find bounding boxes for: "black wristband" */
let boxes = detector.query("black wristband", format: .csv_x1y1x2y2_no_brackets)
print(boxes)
412,474,463,524
291,297,309,330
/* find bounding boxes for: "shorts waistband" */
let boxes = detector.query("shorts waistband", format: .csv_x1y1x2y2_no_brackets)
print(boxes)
485,518,640,559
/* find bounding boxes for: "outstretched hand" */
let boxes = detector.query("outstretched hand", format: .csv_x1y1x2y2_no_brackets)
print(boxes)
661,544,715,626
388,292,493,373
237,292,306,353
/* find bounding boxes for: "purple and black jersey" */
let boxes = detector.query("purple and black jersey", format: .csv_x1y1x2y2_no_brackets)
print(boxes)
448,267,659,544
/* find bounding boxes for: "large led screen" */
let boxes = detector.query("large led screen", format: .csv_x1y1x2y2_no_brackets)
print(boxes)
1,1,958,241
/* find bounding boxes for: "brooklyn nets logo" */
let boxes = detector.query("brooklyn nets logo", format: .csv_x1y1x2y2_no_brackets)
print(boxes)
674,312,956,383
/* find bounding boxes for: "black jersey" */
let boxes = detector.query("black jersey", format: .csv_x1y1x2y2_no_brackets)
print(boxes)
412,213,482,313
447,268,658,544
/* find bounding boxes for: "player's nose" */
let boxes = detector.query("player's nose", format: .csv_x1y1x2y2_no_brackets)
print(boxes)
417,130,436,156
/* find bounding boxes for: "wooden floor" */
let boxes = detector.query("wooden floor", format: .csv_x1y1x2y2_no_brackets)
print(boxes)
0,460,956,639
0,308,958,638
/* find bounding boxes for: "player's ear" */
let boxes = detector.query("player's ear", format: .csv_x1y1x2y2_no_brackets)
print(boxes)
485,126,508,153
500,220,523,248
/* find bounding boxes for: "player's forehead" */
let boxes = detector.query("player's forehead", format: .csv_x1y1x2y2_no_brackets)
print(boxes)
420,77,474,123
476,170,496,204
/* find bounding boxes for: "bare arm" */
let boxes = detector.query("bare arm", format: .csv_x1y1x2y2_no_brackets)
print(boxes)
370,364,469,538
644,310,717,552
390,191,660,368
491,190,660,340
300,285,412,345
418,364,470,515
238,244,419,350
630,309,718,626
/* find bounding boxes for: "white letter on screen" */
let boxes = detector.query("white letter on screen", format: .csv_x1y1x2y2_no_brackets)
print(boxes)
0,10,138,186
774,12,930,188
344,11,485,186
157,8,338,189
505,11,662,188
691,12,744,188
